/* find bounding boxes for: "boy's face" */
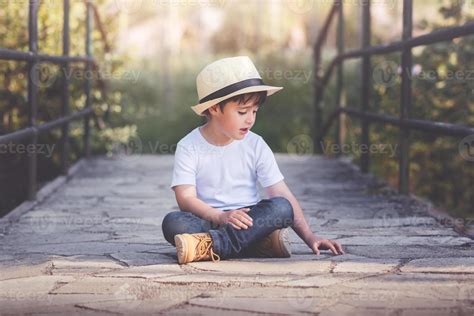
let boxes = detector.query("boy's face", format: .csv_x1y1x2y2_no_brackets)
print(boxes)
207,99,259,140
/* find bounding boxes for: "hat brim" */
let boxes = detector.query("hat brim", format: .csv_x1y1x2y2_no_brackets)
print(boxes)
191,85,283,116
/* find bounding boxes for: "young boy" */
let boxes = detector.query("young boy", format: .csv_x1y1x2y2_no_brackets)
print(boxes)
162,56,344,264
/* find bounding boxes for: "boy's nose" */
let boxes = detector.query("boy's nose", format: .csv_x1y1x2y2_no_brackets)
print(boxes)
245,116,254,125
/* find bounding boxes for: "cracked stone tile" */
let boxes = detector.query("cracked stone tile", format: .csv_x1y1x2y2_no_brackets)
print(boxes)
0,299,107,315
50,276,147,295
185,258,333,275
0,262,54,281
313,227,460,237
345,245,474,259
311,217,440,229
1,155,473,315
108,252,175,266
93,264,184,279
401,257,474,273
0,275,76,301
157,272,300,285
278,272,370,287
50,256,126,276
14,241,156,256
186,297,314,315
332,258,400,273
0,254,15,262
336,236,473,246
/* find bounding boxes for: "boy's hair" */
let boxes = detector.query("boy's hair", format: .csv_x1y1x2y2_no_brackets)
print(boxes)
202,91,267,119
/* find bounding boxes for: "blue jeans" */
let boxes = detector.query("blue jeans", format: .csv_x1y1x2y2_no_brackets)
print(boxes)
161,197,294,259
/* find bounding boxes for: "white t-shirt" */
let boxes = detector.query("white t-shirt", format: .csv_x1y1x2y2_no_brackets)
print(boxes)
170,126,284,211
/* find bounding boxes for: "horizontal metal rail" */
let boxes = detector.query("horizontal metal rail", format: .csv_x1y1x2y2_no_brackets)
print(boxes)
321,107,474,139
0,0,105,201
0,48,94,63
314,0,474,195
0,108,93,145
319,23,474,92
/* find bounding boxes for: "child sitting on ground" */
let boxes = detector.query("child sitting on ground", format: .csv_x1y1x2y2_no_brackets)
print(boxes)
162,56,344,264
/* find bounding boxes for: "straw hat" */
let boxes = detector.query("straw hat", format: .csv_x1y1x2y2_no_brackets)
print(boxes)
191,56,283,116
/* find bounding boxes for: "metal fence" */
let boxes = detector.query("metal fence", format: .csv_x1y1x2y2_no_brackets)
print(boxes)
314,0,474,194
0,0,101,200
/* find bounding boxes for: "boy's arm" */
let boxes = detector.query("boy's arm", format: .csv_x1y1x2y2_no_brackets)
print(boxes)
264,180,344,255
173,184,223,224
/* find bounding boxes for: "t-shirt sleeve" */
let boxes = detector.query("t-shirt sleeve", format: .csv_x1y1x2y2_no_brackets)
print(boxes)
170,144,197,189
255,136,284,188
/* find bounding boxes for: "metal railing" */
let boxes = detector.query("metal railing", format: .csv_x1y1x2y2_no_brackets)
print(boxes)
313,0,474,194
0,0,105,200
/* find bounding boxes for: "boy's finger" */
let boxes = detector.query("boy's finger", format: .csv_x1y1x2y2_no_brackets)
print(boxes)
232,217,248,229
238,216,253,227
336,242,345,254
336,243,345,254
229,221,241,230
236,210,253,223
329,244,338,255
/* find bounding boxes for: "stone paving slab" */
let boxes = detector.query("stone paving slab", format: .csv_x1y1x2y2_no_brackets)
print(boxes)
0,154,473,315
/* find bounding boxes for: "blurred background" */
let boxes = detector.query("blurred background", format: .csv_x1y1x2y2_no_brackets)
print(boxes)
0,0,473,223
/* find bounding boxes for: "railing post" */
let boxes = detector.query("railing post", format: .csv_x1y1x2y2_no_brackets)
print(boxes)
84,0,92,158
27,0,39,200
313,37,323,154
399,0,413,194
360,0,371,173
334,1,344,156
61,0,70,174
313,1,339,154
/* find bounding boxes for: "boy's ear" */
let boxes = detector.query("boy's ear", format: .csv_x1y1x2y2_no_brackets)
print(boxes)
208,104,219,115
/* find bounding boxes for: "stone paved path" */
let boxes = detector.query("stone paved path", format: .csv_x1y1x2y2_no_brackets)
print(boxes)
1,154,473,315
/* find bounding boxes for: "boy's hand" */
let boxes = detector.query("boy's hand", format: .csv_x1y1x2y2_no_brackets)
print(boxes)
310,236,345,256
218,208,253,230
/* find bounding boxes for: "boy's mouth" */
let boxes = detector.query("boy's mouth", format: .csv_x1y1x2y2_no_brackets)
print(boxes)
240,128,249,133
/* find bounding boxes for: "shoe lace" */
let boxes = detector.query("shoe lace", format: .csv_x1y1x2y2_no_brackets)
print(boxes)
196,235,220,262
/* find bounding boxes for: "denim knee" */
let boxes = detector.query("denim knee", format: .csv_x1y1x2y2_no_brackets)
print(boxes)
161,211,184,245
268,196,294,227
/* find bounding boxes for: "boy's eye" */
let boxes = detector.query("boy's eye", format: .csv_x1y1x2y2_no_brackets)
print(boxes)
238,111,258,115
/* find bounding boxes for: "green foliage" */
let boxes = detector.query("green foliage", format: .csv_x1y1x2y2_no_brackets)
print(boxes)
322,1,474,218
0,0,129,214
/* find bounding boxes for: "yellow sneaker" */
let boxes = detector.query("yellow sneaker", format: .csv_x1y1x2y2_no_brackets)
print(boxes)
248,228,292,258
174,232,221,264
